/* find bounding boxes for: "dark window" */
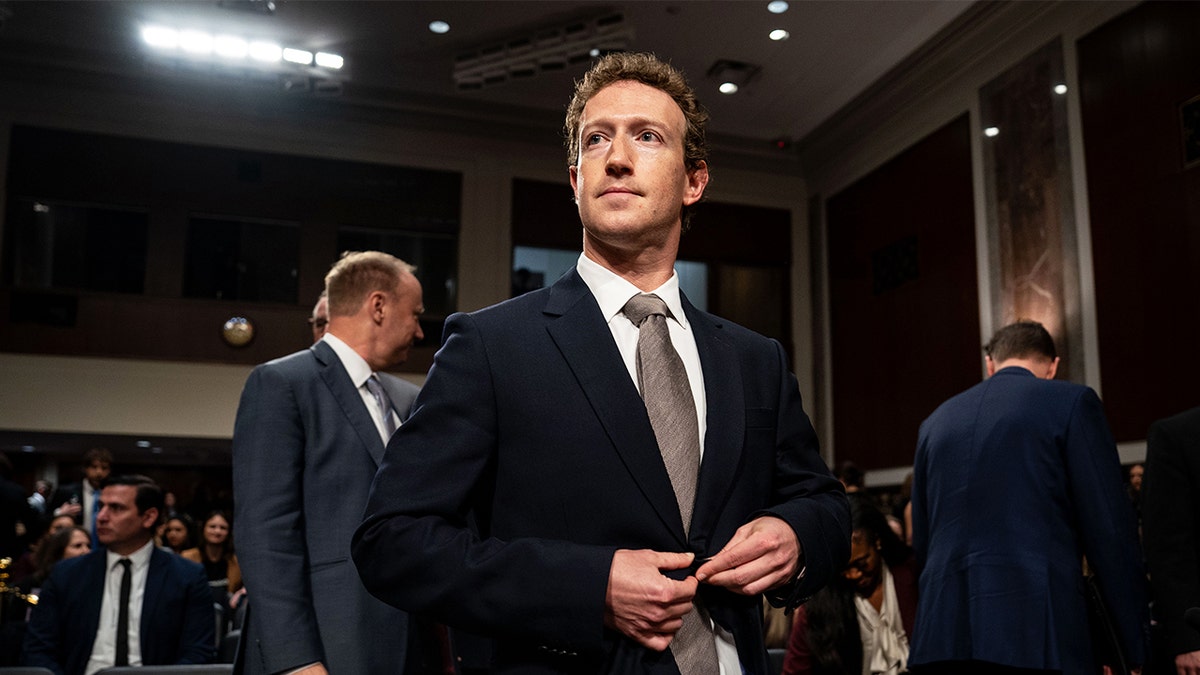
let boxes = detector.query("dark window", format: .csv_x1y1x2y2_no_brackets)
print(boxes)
183,216,300,302
4,199,148,293
337,227,458,318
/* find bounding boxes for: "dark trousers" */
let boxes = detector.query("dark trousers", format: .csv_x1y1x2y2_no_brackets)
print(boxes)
910,662,1060,675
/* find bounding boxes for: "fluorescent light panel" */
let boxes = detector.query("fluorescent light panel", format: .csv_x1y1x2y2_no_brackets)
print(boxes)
141,24,342,70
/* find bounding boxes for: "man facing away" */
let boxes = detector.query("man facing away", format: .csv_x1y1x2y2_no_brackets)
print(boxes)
909,320,1146,675
233,251,424,675
352,52,849,674
23,474,215,675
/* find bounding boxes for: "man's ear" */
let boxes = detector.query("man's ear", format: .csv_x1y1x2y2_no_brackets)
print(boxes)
1044,357,1060,380
141,507,160,531
569,165,580,203
682,161,709,206
369,290,387,324
985,355,997,377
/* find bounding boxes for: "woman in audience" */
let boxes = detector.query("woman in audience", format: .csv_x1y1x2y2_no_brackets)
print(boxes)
15,526,91,615
182,510,242,609
160,514,195,554
783,496,918,675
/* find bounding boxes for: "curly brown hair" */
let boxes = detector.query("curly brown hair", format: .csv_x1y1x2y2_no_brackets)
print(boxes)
563,52,710,230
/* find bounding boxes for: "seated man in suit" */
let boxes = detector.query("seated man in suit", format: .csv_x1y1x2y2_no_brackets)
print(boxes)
23,474,215,675
353,52,850,674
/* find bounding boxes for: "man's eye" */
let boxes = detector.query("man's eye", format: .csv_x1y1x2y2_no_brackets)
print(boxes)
640,132,657,142
586,133,603,145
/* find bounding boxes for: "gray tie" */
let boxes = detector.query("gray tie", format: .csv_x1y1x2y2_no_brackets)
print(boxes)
365,375,398,440
623,293,719,675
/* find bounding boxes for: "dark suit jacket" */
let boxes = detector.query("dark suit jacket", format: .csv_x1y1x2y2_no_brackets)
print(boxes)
353,269,850,674
910,367,1147,674
21,546,215,675
1143,405,1200,658
232,340,420,675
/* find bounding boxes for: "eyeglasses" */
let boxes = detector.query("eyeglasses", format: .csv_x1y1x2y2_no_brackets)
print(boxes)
307,318,328,328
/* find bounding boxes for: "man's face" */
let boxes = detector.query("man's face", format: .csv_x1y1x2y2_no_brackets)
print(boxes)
1130,464,1144,491
84,460,111,488
96,485,156,550
310,295,329,343
569,80,707,254
380,273,425,368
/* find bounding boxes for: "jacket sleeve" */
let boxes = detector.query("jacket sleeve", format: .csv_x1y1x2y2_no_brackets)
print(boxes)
175,560,217,664
232,365,326,672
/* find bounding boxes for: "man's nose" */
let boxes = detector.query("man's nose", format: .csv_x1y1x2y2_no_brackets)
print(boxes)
605,137,633,176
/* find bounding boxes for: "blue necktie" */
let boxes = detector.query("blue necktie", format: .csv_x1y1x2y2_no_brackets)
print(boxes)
91,489,100,548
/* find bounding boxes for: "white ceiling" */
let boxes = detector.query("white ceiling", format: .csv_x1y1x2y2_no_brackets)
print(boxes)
0,0,975,146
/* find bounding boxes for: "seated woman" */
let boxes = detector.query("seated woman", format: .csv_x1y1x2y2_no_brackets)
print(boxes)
160,514,195,555
783,496,918,675
181,510,242,610
14,525,91,617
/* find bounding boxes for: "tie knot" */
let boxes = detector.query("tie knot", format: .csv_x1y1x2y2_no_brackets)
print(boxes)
623,293,670,327
118,558,131,571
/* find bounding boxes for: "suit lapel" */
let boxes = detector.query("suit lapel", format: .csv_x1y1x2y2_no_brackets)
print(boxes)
314,341,386,466
684,298,745,547
82,552,108,650
544,270,688,546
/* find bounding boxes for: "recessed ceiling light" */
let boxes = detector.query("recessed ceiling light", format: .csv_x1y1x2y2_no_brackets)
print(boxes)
142,25,179,49
984,126,1000,137
768,1,789,14
769,29,790,41
179,30,214,54
719,82,739,95
283,48,313,65
315,52,343,69
249,41,282,62
1053,83,1068,95
429,20,450,34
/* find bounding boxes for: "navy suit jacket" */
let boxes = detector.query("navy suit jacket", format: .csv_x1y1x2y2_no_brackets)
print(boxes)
232,339,420,675
910,367,1147,674
353,269,850,674
22,546,215,675
1143,406,1200,658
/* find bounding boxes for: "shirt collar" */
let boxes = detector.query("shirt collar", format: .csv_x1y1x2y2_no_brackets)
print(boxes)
321,332,374,387
107,538,154,572
575,253,690,330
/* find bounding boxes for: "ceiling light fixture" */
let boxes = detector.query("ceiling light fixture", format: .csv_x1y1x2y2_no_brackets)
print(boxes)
707,59,761,96
453,13,633,91
1053,84,1068,95
429,20,450,34
984,126,1000,137
769,29,790,41
140,23,345,93
768,1,790,14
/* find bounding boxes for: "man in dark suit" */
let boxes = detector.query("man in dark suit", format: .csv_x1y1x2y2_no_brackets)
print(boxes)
1143,405,1200,675
909,321,1146,675
352,52,850,674
47,448,112,546
233,251,424,675
23,474,215,674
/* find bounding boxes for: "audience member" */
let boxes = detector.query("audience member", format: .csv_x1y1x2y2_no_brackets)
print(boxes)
23,474,215,674
0,453,34,561
353,52,850,674
783,496,918,675
909,320,1146,674
47,448,112,547
160,514,195,555
181,510,242,610
837,461,866,494
1127,463,1145,530
15,526,91,603
233,251,424,675
308,290,329,343
1142,406,1200,675
28,480,52,515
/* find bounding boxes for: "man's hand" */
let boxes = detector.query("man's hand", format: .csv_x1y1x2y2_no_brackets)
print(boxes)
604,549,698,651
289,665,328,675
54,502,82,518
1176,650,1200,675
695,516,800,595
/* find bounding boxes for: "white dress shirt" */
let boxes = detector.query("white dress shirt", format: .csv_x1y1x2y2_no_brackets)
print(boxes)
854,563,909,675
323,332,399,443
85,539,154,675
575,253,739,675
